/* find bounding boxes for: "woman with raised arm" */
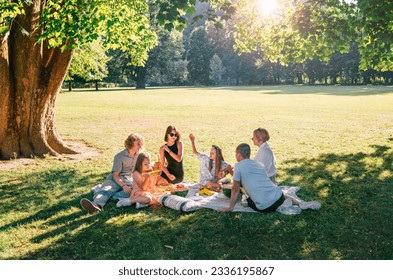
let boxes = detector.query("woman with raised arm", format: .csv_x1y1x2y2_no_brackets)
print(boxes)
189,133,231,189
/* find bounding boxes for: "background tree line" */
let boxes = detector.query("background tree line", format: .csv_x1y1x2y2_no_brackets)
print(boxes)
65,1,393,90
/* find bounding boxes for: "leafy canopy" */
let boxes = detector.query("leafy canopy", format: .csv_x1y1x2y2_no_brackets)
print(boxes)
231,0,392,71
66,39,109,81
1,0,207,66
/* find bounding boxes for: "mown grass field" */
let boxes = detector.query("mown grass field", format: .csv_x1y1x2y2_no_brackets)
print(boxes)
1,85,392,260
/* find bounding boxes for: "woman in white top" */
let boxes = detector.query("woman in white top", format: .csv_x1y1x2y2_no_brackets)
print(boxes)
251,128,277,185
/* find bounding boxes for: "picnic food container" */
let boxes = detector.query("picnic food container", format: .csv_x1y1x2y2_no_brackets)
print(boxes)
221,184,233,198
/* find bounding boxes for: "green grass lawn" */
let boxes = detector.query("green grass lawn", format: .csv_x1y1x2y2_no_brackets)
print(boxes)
1,85,392,260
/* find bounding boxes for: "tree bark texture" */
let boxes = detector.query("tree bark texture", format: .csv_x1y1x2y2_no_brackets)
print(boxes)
0,1,77,159
135,66,146,89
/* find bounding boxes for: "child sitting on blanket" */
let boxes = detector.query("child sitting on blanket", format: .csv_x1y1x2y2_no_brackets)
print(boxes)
189,133,232,190
116,152,166,209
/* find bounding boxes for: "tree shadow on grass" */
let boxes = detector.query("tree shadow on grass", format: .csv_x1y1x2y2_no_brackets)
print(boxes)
0,168,107,231
278,144,393,259
1,145,392,260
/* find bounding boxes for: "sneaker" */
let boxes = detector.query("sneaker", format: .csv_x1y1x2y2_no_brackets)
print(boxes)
279,198,293,209
135,202,148,209
80,198,102,214
299,201,321,210
116,198,132,208
240,194,249,207
276,198,301,215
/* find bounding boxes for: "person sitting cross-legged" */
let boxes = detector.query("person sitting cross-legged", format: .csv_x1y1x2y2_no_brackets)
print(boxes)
220,143,320,213
80,133,144,214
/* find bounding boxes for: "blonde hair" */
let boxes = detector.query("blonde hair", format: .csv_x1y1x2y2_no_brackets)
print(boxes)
124,133,144,149
254,128,270,142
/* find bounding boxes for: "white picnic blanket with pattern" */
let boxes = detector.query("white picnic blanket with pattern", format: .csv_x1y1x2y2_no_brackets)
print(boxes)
184,182,314,215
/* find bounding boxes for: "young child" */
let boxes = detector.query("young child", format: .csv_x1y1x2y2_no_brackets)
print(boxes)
189,133,231,189
116,152,165,209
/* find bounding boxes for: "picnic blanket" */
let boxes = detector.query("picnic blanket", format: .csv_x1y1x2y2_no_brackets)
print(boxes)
93,181,320,215
184,182,320,215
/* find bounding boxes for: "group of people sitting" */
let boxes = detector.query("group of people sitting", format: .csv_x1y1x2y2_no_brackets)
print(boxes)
80,125,318,214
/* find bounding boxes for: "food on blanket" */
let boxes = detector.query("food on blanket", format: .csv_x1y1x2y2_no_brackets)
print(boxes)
165,184,175,191
175,184,185,189
199,184,220,192
169,183,188,197
198,188,215,196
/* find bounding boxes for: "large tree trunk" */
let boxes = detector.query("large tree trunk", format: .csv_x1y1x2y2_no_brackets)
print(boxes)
135,66,146,89
0,2,77,159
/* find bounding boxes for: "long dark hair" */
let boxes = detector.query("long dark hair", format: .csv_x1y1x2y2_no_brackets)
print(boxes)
164,125,181,143
209,145,224,179
134,152,150,173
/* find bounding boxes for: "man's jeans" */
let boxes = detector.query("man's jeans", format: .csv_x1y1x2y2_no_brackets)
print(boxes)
93,180,121,207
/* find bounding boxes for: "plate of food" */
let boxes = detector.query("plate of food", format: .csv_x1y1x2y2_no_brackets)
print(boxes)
171,183,189,197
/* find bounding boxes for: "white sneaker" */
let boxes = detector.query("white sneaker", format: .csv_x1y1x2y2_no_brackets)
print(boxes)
280,198,293,209
240,194,249,207
116,198,132,208
136,202,148,209
299,201,321,210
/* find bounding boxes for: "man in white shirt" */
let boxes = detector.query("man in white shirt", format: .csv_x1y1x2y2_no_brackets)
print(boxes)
220,143,321,212
252,128,277,184
220,143,285,213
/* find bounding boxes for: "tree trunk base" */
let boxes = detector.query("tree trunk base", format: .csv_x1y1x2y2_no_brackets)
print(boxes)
1,139,100,166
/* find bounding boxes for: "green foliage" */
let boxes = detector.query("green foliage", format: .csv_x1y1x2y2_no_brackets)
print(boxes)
37,0,156,65
187,26,213,85
146,29,188,85
209,53,225,85
3,0,202,67
0,0,24,35
232,0,392,71
357,0,393,71
66,39,109,81
103,49,131,84
233,0,356,64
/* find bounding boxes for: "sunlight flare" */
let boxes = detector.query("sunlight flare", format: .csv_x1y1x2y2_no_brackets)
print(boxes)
256,0,280,17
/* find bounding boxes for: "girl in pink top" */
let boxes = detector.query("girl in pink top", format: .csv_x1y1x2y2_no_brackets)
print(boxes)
116,152,165,209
